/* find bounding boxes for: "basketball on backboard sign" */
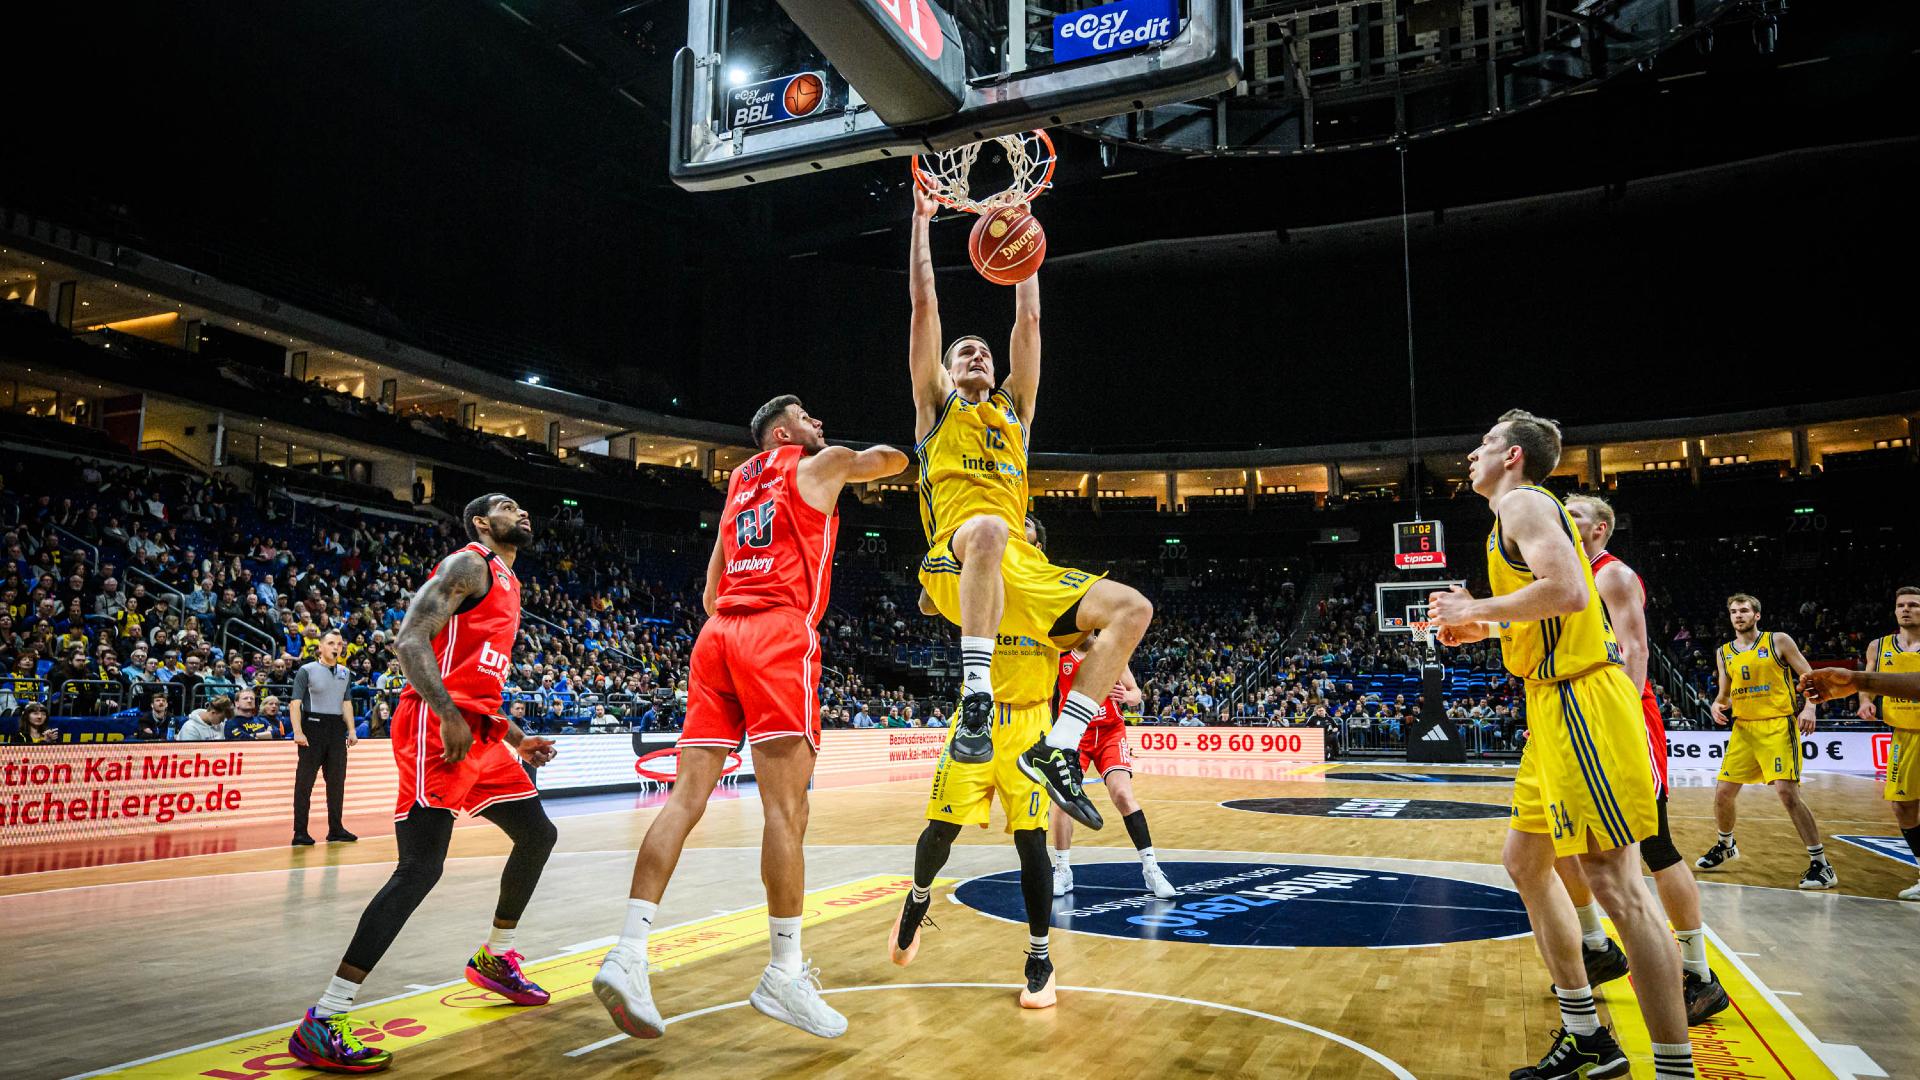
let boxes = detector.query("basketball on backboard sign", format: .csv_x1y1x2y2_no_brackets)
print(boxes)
672,0,1239,190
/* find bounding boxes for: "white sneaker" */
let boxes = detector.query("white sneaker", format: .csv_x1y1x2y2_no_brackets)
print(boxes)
592,944,664,1039
1143,862,1179,900
750,961,847,1039
1052,862,1073,897
1899,880,1920,901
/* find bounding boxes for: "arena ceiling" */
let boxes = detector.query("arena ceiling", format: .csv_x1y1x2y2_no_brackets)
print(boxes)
4,1,1917,447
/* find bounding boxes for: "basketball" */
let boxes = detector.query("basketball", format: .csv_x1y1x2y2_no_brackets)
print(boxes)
968,205,1047,285
782,72,822,117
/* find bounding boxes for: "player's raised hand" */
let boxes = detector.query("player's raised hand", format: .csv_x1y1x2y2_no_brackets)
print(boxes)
912,181,940,220
1709,701,1730,726
1426,585,1477,628
1797,667,1860,705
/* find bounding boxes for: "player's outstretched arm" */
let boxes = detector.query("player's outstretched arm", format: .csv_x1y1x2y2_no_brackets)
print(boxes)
394,549,489,763
1003,273,1040,429
909,186,952,440
1593,561,1649,689
1805,666,1920,702
796,444,910,513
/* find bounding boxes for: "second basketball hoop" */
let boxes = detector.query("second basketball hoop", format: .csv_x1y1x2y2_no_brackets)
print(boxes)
913,129,1054,285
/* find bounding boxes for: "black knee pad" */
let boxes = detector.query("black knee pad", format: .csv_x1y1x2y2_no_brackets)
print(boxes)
1641,831,1682,873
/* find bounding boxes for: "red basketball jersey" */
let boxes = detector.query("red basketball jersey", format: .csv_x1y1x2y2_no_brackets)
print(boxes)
400,542,521,721
1592,549,1667,792
1057,651,1124,729
715,444,838,621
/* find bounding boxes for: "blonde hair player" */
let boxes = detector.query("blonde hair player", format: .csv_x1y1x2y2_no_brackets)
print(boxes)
906,182,1154,831
1695,593,1834,889
1803,586,1920,900
1428,410,1692,1080
1558,494,1728,1024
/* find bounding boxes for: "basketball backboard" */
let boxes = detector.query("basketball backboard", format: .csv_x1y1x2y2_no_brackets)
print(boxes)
1375,579,1465,636
672,0,1240,189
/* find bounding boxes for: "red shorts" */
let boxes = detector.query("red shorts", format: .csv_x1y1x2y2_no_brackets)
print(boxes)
1079,716,1133,777
682,607,821,751
392,697,538,819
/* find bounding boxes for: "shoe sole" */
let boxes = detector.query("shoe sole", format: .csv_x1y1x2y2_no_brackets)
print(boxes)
948,730,994,765
1588,1056,1631,1079
465,965,549,1005
286,1038,391,1073
889,909,920,967
750,988,847,1038
1797,880,1836,890
1018,972,1057,1010
592,976,665,1039
1015,756,1105,830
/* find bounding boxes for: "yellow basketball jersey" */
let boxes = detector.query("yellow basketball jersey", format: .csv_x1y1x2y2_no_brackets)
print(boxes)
1872,635,1920,731
992,630,1059,708
1484,486,1623,683
1722,634,1796,720
917,387,1028,545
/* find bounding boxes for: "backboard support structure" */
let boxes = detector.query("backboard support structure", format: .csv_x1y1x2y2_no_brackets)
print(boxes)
1376,578,1467,764
672,0,1240,190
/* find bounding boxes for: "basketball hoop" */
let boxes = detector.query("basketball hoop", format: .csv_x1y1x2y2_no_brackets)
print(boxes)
911,129,1056,215
1410,621,1436,648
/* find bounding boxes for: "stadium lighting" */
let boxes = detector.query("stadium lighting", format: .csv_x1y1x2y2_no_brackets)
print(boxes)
728,66,748,86
523,375,541,385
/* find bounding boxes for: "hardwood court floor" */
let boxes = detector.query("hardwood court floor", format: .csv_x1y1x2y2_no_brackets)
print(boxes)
3,767,1914,1079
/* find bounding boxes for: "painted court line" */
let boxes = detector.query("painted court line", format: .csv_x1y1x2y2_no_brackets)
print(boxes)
69,874,946,1079
566,982,1418,1078
1596,919,1872,1080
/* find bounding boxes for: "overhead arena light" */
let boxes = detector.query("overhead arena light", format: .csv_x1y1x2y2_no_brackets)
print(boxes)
523,375,542,385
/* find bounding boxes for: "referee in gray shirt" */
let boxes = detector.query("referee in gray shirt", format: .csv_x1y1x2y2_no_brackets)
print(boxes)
291,629,357,845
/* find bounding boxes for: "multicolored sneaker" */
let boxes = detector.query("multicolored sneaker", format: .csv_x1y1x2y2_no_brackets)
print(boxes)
466,946,551,1005
286,1009,393,1073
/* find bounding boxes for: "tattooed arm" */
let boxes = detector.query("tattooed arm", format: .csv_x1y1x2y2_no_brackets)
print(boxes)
395,549,490,763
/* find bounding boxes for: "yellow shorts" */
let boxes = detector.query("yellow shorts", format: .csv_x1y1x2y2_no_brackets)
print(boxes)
1512,667,1660,858
919,532,1103,649
925,701,1049,834
1886,728,1919,802
1717,716,1800,785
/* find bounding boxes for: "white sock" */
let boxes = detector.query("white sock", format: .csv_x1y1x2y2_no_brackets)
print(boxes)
1673,927,1711,981
1652,1040,1694,1078
486,925,517,954
1052,848,1071,868
1575,902,1608,950
1555,984,1599,1036
1718,830,1734,847
1045,691,1097,751
1807,843,1828,866
618,898,657,955
1139,846,1157,866
769,915,803,975
316,974,360,1018
1027,934,1049,960
960,637,994,698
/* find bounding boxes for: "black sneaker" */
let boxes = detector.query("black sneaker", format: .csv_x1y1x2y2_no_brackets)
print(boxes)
1510,1026,1629,1080
1695,839,1738,870
291,833,316,847
1018,952,1056,1009
1581,938,1629,987
948,692,995,764
1016,739,1103,830
1684,970,1730,1026
1798,859,1836,890
326,830,359,843
889,889,933,966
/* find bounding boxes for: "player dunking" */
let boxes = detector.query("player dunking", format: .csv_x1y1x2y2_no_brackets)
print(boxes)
289,494,559,1075
1429,411,1692,1080
1049,633,1177,900
907,185,1154,829
1694,593,1835,889
1805,586,1920,900
1555,495,1727,1025
594,396,906,1041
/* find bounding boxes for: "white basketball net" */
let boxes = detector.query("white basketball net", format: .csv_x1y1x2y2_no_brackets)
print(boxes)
913,130,1056,215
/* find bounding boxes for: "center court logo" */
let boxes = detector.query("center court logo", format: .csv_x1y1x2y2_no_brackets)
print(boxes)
955,860,1531,947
